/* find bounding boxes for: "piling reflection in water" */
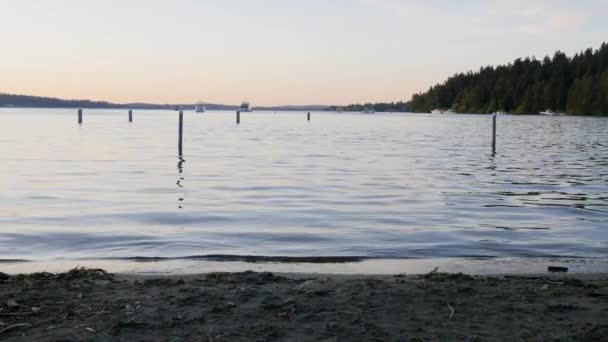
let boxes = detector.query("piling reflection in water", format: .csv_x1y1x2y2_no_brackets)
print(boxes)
177,156,185,209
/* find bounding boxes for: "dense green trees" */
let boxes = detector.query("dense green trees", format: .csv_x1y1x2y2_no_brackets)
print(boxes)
408,42,608,115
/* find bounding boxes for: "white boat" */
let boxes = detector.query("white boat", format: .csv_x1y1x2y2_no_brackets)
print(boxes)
431,108,455,114
493,111,506,115
539,109,559,116
194,102,206,113
239,100,252,112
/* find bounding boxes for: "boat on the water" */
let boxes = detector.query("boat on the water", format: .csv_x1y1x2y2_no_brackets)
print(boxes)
539,109,564,116
336,107,344,113
540,109,556,116
194,102,206,113
431,109,455,114
239,100,252,112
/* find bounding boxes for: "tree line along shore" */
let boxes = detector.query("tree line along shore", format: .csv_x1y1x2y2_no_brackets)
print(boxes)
338,42,608,116
408,42,608,115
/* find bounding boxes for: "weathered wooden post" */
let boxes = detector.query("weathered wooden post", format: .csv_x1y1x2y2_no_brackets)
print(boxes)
178,110,184,156
307,112,311,121
492,113,497,154
129,109,133,122
236,110,240,125
78,108,83,125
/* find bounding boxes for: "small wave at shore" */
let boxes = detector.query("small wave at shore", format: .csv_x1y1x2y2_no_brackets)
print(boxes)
2,256,607,276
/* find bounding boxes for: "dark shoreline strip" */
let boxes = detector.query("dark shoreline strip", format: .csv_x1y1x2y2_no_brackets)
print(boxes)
2,255,598,265
116,255,368,263
0,259,29,263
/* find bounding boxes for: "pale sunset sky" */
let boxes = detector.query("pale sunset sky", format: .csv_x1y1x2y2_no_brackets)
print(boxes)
1,0,607,106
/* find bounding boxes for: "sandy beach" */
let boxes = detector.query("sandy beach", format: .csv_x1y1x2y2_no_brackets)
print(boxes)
0,268,606,341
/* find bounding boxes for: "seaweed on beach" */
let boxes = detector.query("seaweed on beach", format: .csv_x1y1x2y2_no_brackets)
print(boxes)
421,268,476,282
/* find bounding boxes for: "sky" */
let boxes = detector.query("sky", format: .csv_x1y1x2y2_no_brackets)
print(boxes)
0,0,607,106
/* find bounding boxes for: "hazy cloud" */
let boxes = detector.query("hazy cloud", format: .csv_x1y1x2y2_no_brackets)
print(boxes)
490,0,590,35
360,0,592,36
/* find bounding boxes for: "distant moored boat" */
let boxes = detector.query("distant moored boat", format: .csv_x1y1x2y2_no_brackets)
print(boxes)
431,109,455,114
194,102,206,113
239,100,252,112
539,109,564,116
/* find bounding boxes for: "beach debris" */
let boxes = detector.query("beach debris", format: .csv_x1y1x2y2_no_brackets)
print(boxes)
85,327,96,333
448,303,455,320
232,286,246,294
31,307,41,313
297,280,316,293
277,300,297,320
424,271,474,282
0,323,30,334
6,300,18,309
548,266,569,273
58,267,110,280
124,304,138,314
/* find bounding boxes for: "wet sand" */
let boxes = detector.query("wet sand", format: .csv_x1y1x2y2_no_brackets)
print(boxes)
0,269,606,341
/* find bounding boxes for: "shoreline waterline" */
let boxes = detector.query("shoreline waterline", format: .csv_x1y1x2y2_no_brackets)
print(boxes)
2,256,607,275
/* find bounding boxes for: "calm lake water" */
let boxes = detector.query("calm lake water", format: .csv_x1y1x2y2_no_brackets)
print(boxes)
1,108,607,262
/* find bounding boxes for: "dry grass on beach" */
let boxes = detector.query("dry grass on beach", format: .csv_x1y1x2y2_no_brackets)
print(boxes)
0,268,607,341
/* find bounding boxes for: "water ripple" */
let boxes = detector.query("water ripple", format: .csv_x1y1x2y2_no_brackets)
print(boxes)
0,110,606,260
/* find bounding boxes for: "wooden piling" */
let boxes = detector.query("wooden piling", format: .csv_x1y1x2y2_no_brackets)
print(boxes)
307,112,311,121
129,109,133,122
178,110,183,156
78,108,83,125
236,111,240,125
492,113,497,154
